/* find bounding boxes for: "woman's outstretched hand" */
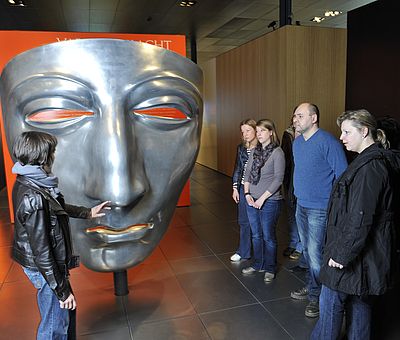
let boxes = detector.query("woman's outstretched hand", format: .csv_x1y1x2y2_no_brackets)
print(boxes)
91,201,111,218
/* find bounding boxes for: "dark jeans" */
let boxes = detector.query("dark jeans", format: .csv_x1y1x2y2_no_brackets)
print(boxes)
246,199,282,273
287,201,302,253
296,204,327,302
23,267,72,340
236,185,251,259
311,285,373,340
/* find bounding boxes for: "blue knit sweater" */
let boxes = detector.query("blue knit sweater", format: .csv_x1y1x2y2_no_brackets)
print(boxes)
293,129,347,209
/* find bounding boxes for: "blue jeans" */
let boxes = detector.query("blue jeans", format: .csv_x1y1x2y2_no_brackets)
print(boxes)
287,202,302,253
246,199,282,273
296,204,327,302
311,285,373,340
23,267,71,340
236,186,251,259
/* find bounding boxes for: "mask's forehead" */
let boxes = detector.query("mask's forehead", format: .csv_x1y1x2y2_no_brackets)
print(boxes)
1,39,203,93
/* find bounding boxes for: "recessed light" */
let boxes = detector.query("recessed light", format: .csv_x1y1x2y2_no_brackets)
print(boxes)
311,17,325,23
179,1,197,7
324,10,342,17
8,0,26,6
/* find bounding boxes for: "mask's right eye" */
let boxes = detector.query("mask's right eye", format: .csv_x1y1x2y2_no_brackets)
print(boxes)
26,109,94,129
22,96,95,131
27,109,94,123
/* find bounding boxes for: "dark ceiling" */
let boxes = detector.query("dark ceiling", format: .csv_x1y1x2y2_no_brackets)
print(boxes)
0,0,376,63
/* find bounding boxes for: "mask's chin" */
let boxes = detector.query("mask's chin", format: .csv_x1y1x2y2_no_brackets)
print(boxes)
79,239,155,272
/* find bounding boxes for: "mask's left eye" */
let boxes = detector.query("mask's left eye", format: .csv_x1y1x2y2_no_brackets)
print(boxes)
26,109,94,129
133,107,187,120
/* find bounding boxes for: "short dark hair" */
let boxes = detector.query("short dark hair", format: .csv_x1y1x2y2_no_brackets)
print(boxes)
308,103,320,124
13,131,57,167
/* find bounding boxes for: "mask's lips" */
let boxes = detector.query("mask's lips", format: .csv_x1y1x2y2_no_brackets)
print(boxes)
85,223,154,244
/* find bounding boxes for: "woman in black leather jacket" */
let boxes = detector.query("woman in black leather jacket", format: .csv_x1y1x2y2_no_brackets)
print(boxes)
230,119,257,262
311,110,400,340
11,131,109,340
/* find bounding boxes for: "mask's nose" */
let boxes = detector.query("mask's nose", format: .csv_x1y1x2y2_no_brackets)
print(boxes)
83,110,148,207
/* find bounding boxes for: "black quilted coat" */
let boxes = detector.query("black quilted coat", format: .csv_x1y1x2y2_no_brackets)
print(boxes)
320,143,400,296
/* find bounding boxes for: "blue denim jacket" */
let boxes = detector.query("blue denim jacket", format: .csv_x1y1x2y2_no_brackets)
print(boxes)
232,143,249,188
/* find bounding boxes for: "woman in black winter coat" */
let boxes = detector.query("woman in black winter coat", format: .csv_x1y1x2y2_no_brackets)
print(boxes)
311,109,400,340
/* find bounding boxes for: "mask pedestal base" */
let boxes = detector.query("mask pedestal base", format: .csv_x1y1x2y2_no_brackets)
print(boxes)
113,270,129,296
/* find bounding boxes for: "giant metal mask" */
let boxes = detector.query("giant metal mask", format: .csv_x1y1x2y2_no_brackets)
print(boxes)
1,39,203,271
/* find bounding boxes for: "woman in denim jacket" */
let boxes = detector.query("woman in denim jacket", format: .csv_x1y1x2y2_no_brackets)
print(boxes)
230,119,257,262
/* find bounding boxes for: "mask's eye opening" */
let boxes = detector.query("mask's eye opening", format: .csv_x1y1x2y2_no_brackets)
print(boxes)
27,109,94,123
133,107,188,120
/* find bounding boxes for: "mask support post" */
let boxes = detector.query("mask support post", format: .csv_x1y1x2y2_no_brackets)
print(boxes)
113,270,129,296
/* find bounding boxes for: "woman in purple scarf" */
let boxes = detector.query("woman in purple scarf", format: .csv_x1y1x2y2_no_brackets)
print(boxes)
241,119,285,282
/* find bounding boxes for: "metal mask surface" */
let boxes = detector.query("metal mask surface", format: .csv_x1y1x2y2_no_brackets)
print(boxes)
1,39,203,272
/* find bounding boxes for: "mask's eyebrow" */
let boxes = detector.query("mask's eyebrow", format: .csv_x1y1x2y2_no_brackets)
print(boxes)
11,75,95,110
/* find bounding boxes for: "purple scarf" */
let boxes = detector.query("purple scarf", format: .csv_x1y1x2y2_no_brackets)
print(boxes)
248,142,278,185
12,162,61,199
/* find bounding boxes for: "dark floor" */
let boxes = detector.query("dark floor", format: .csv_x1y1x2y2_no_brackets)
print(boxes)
1,163,394,339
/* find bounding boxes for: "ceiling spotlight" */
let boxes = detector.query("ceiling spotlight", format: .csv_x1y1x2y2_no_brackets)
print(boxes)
8,0,26,6
179,1,197,7
324,10,342,17
311,17,325,23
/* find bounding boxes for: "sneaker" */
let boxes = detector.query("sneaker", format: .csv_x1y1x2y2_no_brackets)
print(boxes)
305,301,319,318
242,266,264,275
283,247,295,257
289,251,301,260
290,287,308,300
230,253,241,262
264,272,275,282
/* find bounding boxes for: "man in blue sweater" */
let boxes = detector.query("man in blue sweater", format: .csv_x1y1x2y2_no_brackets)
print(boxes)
290,103,347,318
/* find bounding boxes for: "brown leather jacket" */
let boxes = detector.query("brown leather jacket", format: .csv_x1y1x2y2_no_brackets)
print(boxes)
12,176,90,301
